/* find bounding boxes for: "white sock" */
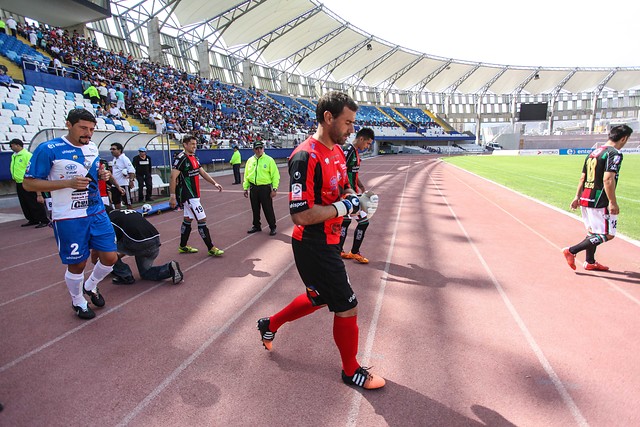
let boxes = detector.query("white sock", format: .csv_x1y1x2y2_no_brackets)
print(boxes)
84,260,114,292
65,270,86,307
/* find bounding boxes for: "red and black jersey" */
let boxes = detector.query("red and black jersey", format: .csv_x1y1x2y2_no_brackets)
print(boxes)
343,142,361,193
579,145,623,208
289,137,350,244
172,151,201,203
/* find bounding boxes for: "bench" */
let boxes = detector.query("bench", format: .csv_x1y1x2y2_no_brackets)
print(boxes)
130,173,170,199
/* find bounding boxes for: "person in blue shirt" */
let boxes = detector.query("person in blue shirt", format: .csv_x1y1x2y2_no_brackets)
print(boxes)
23,109,118,320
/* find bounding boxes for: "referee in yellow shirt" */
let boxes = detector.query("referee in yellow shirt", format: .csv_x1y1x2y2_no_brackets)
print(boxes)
243,141,280,235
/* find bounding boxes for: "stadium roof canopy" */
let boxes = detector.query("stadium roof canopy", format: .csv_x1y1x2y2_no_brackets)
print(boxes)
166,0,640,95
10,0,640,95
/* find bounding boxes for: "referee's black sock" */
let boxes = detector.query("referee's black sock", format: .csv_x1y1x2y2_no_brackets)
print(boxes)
180,220,192,247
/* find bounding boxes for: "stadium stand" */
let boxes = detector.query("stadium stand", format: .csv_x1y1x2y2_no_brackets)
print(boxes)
0,16,465,151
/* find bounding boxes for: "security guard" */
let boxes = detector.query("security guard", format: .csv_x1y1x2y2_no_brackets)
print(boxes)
243,141,280,235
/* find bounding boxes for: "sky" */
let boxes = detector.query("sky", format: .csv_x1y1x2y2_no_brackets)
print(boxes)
319,0,640,68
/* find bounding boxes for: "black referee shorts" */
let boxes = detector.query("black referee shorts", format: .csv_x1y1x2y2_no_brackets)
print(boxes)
292,238,358,313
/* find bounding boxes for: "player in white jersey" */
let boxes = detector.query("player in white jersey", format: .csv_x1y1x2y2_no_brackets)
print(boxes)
24,109,118,320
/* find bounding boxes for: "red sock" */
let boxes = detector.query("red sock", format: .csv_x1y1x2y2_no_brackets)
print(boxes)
333,314,359,376
269,293,322,332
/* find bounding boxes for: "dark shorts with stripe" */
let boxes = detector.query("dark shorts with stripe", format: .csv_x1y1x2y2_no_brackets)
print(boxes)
292,238,358,313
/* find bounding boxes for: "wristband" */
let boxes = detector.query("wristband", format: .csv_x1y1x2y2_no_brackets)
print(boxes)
332,201,348,217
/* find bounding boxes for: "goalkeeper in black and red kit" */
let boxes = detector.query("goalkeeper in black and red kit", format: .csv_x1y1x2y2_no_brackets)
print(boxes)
256,91,385,390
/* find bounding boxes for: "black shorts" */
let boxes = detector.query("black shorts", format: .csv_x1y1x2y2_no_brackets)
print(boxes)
292,239,357,313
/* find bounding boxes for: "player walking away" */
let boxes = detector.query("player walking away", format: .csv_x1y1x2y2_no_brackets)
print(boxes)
339,127,375,264
169,134,225,256
562,124,633,271
23,109,118,319
256,91,385,390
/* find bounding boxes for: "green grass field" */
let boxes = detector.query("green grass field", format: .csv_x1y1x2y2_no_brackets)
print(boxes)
442,155,640,241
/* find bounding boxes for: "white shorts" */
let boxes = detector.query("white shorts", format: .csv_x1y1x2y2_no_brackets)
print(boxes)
580,206,617,236
183,198,206,221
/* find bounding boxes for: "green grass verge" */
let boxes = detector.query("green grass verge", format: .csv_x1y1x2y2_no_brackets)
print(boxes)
442,155,640,241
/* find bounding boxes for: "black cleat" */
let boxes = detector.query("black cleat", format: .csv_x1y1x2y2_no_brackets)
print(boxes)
112,275,136,285
83,285,105,307
341,366,385,389
257,317,276,351
72,303,96,320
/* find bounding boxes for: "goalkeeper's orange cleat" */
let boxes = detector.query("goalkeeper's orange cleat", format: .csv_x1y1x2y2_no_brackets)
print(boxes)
341,252,354,259
350,253,369,264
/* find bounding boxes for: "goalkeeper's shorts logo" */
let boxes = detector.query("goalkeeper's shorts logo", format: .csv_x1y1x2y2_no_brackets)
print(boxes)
306,286,320,297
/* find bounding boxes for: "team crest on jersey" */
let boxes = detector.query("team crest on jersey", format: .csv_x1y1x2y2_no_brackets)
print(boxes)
73,155,78,160
330,175,338,191
291,183,302,200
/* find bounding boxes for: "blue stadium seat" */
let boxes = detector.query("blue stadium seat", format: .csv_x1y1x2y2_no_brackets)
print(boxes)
12,116,27,126
2,102,17,111
104,117,114,125
131,126,139,132
115,124,125,131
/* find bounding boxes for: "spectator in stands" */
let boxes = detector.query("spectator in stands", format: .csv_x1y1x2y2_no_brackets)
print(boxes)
108,86,117,105
83,82,100,105
6,16,17,37
132,147,153,202
28,28,38,50
0,69,15,88
9,139,50,228
110,142,135,209
115,87,127,117
52,57,65,76
108,103,123,119
0,17,6,35
97,83,108,107
153,113,166,134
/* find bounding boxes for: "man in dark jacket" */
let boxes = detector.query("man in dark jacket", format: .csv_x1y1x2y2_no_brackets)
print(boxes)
132,147,153,202
106,207,183,285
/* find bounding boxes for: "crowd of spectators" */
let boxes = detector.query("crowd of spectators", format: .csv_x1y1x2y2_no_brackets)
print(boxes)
9,19,442,145
13,20,314,147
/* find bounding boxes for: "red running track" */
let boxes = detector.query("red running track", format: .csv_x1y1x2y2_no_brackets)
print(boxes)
0,154,639,426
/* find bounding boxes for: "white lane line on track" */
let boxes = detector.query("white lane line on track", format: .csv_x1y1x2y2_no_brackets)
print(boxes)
117,260,296,426
437,164,589,427
0,208,293,366
346,158,412,427
445,162,640,307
